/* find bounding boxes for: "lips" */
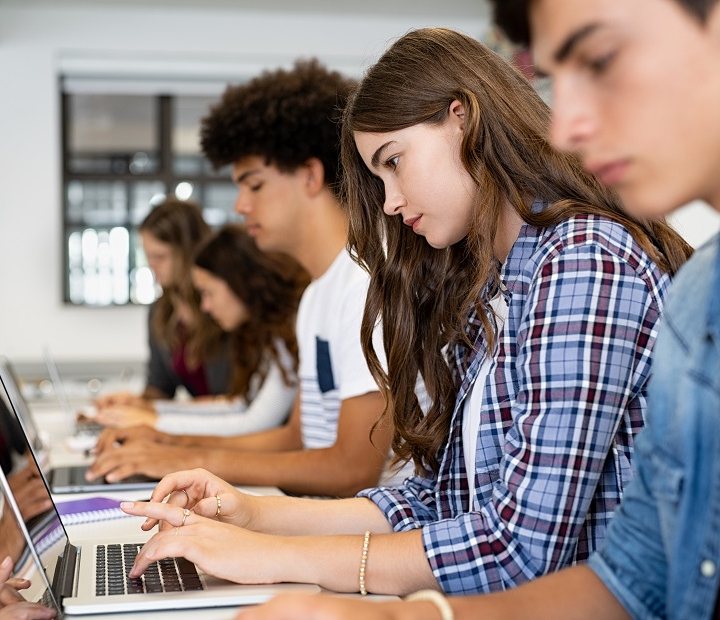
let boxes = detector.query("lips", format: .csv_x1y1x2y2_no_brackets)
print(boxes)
587,160,630,186
403,215,422,232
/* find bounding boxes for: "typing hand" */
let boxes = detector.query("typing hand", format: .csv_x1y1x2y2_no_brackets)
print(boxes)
121,468,253,530
0,557,56,619
86,442,195,483
93,425,173,455
93,404,158,429
94,391,147,410
120,505,274,585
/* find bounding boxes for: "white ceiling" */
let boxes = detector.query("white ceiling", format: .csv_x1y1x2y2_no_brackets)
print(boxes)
0,0,491,19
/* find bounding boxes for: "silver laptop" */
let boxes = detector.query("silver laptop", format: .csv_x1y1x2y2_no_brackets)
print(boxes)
0,356,156,494
42,347,104,437
0,450,319,615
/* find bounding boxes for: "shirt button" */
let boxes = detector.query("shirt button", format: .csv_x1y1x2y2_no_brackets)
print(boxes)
701,560,716,578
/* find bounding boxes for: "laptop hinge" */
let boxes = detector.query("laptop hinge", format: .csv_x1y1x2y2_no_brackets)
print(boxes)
53,542,79,600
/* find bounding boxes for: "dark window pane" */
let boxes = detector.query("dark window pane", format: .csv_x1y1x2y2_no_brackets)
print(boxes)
172,95,216,176
67,94,159,175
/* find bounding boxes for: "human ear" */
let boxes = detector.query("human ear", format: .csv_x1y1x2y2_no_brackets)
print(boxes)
449,99,465,122
302,157,327,196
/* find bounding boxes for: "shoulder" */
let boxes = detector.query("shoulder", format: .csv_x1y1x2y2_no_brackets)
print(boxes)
302,251,369,303
661,233,720,327
669,233,719,295
525,214,670,292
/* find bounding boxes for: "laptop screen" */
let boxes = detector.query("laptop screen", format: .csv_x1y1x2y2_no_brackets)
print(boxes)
0,356,44,454
0,377,70,609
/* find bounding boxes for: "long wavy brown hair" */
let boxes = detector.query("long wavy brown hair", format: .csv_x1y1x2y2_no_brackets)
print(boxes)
139,198,223,369
341,28,693,474
193,225,310,399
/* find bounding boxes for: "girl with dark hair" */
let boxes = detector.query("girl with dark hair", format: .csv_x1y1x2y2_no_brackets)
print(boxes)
117,27,691,599
92,224,308,436
95,198,231,415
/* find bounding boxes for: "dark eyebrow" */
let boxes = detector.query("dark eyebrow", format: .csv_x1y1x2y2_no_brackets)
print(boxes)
370,141,395,168
233,169,260,184
554,22,603,64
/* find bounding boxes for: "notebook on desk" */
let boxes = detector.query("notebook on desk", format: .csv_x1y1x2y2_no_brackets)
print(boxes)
0,442,319,616
0,356,157,494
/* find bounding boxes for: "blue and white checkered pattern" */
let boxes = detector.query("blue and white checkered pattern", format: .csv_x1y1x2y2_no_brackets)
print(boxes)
359,213,672,595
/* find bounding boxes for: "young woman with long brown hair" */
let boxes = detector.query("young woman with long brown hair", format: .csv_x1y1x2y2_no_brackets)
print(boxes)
116,28,691,599
89,224,308,435
95,198,231,412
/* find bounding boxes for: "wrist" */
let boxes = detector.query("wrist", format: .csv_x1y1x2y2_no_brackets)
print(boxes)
401,600,450,620
405,590,454,620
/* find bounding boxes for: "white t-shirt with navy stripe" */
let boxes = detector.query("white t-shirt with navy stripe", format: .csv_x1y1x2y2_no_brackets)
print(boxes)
296,249,414,488
296,249,381,449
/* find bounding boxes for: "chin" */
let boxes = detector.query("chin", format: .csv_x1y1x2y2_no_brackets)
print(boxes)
619,186,685,221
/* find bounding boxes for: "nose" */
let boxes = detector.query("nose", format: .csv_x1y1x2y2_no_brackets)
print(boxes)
382,182,406,217
234,189,250,215
548,77,596,154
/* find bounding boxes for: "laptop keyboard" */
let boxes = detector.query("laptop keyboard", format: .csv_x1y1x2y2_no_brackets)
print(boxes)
95,543,204,596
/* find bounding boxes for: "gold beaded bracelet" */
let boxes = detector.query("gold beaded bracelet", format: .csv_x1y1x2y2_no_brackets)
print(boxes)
405,589,455,620
359,530,371,595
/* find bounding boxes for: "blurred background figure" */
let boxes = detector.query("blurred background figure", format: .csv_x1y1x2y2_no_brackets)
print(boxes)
94,198,231,413
93,224,309,435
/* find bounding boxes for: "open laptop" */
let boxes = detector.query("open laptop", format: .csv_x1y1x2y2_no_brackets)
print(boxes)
42,347,104,438
0,443,319,615
0,356,156,494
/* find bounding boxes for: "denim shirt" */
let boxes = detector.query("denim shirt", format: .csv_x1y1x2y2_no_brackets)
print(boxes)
589,233,720,619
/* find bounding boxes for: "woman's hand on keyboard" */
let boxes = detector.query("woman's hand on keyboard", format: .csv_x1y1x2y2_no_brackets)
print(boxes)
121,468,254,531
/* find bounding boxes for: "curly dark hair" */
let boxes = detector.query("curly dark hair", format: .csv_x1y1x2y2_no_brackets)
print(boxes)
491,0,719,47
200,59,356,197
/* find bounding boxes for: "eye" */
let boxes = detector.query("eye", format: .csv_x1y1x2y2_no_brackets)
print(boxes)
384,155,399,171
586,50,617,75
249,182,263,192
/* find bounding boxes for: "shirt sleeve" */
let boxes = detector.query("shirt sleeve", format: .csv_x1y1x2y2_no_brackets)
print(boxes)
335,274,384,401
155,357,296,435
587,422,668,620
422,243,660,594
358,470,440,529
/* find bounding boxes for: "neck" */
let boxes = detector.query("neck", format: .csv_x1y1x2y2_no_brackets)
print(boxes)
493,199,524,264
289,191,349,280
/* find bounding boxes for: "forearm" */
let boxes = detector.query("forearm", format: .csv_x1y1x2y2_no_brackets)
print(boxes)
270,529,437,595
247,496,392,536
198,445,385,497
451,566,630,620
172,422,302,452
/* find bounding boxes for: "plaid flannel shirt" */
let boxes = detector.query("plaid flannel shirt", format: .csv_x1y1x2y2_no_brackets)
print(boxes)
358,213,673,594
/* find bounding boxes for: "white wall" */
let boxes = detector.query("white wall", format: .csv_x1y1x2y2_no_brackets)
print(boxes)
0,1,489,365
1,2,718,367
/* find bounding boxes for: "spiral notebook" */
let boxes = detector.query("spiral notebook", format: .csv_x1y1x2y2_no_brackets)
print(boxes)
55,496,130,526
